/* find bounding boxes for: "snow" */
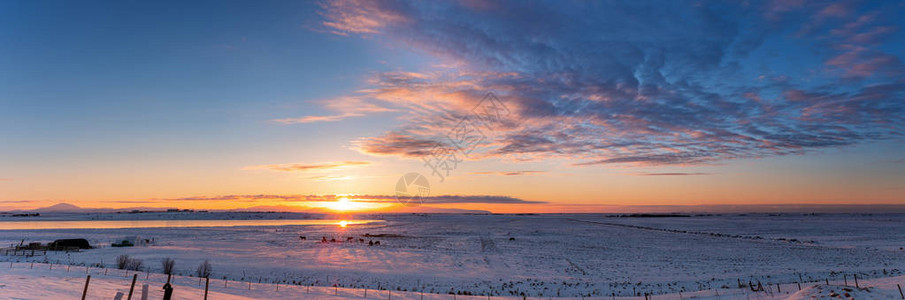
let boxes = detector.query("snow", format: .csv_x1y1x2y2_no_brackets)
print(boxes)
4,262,905,299
2,213,905,299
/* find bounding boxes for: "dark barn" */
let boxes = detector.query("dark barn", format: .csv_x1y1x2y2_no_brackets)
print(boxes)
50,238,91,249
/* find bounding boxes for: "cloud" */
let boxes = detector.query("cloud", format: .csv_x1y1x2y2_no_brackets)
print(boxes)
354,132,440,157
632,172,713,176
273,96,398,124
574,153,715,167
272,112,364,124
0,178,10,182
244,161,372,172
469,171,545,176
318,0,413,35
307,175,355,181
162,194,543,204
317,0,905,166
418,195,544,204
103,200,158,204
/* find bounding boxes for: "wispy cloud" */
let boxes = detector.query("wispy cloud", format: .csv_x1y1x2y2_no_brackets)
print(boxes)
0,200,33,203
353,132,438,157
316,0,905,167
103,200,159,204
272,113,364,124
632,172,713,176
272,96,397,124
162,194,543,204
318,0,412,35
307,175,355,181
244,161,372,172
469,171,545,176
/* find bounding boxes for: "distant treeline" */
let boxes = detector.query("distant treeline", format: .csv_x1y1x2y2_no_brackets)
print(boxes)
613,214,692,218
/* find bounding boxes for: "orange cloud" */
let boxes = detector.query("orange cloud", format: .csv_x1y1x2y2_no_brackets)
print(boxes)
272,96,397,124
161,194,542,204
469,171,545,176
319,0,412,35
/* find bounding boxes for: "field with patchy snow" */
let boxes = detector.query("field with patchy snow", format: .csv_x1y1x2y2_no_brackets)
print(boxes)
2,212,905,299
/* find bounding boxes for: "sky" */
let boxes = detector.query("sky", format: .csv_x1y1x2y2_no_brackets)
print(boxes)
1,0,904,213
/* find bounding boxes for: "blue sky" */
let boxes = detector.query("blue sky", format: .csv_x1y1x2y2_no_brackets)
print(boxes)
1,0,903,211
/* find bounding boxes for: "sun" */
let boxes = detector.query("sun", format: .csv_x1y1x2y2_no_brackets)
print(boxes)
335,197,352,211
315,195,391,212
339,220,348,227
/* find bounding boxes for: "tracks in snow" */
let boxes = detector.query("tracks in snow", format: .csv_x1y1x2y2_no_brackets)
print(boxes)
568,218,818,246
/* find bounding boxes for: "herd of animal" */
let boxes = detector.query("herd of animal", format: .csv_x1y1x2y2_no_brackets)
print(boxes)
299,235,382,246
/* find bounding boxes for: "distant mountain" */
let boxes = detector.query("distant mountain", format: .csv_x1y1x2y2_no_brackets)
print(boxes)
11,203,176,214
34,203,84,212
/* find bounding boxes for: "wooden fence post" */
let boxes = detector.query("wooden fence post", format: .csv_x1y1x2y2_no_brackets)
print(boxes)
844,274,848,286
141,284,149,300
127,274,137,300
854,274,859,288
897,284,904,299
204,277,210,300
81,275,91,300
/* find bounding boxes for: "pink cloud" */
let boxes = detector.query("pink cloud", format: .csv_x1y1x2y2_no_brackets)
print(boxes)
319,0,412,35
313,0,905,167
272,96,398,124
468,171,545,176
272,112,364,124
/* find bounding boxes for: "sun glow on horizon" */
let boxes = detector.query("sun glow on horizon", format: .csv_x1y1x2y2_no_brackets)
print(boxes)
323,196,372,212
336,197,352,210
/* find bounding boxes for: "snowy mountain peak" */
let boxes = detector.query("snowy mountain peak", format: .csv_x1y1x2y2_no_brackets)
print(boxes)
35,203,83,212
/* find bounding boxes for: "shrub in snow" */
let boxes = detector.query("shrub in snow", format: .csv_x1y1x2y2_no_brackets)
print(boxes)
161,258,175,275
115,255,143,271
196,260,212,278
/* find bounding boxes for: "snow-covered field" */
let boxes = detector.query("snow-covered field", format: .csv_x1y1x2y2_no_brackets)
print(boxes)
2,213,905,299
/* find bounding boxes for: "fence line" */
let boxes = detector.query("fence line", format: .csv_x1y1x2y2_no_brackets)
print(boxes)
3,260,904,299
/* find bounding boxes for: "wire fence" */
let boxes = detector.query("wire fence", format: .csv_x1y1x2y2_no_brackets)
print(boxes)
3,260,905,300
